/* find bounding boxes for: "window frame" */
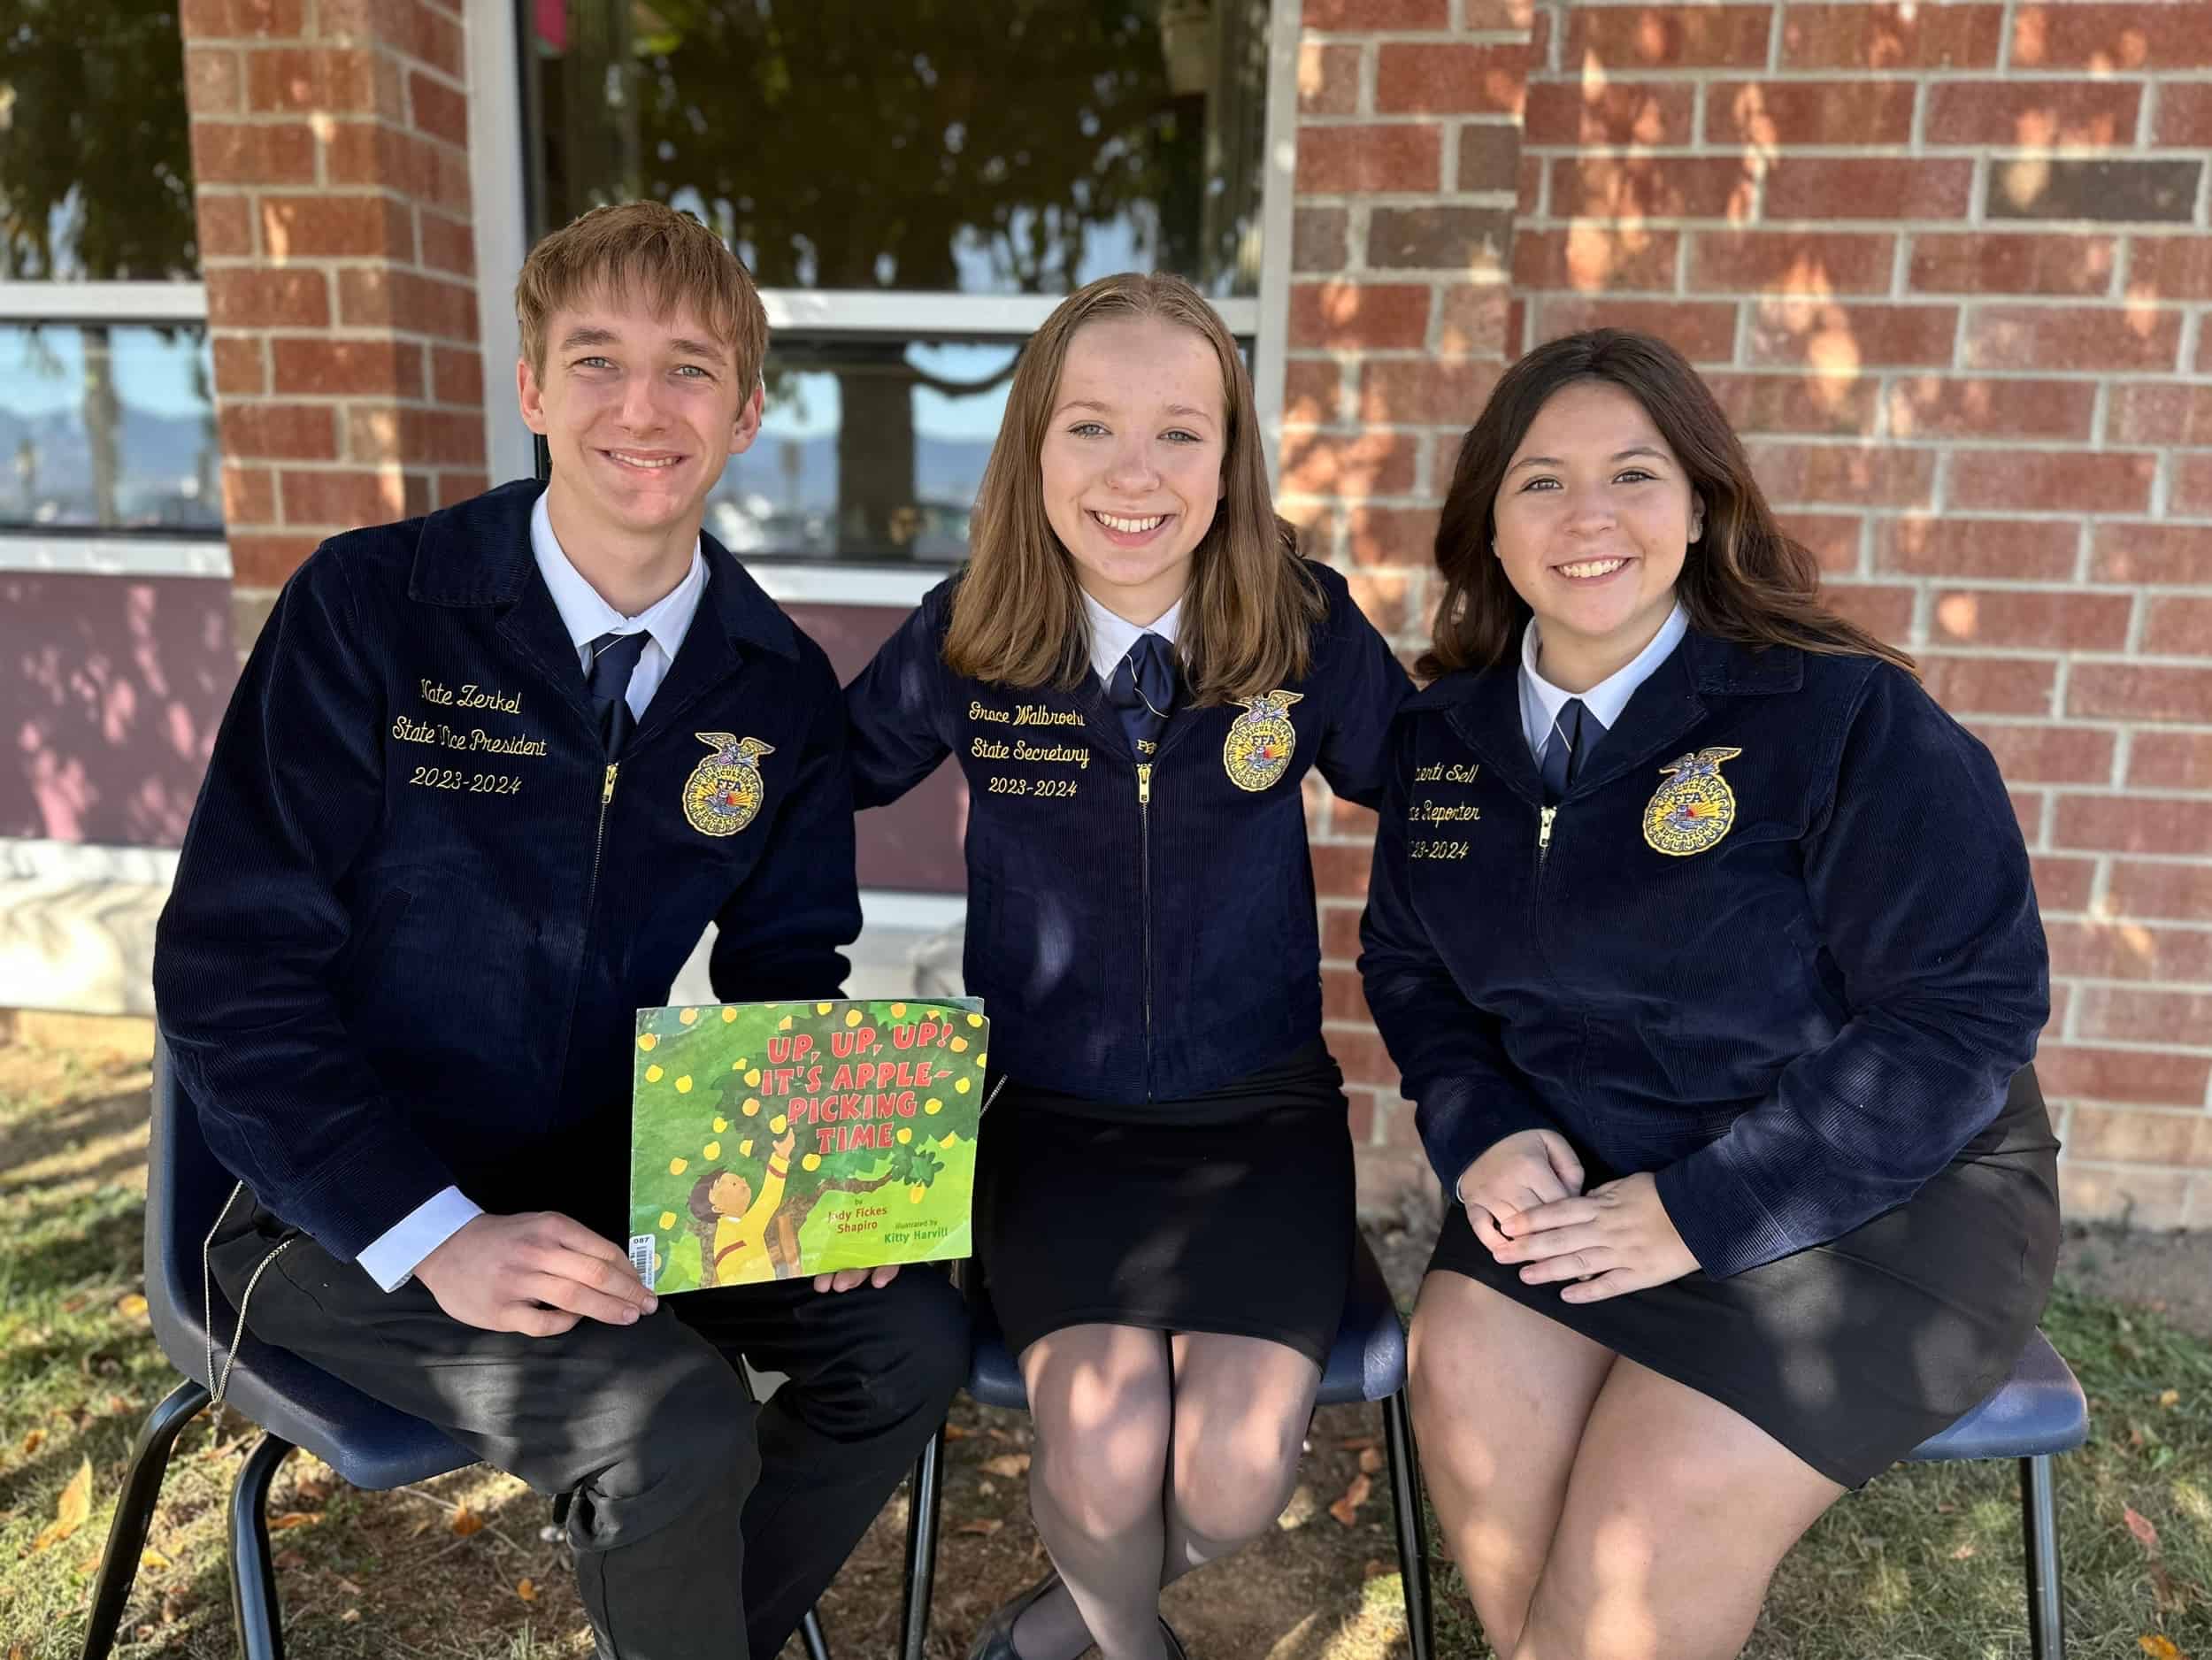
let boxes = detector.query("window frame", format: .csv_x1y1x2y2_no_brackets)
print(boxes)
0,281,227,574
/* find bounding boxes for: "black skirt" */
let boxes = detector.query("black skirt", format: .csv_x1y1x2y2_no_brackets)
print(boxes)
1429,1072,2062,1488
976,1041,1356,1367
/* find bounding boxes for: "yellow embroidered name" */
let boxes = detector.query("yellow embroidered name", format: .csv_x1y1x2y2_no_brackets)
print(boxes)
1414,761,1481,783
420,679,523,714
968,700,1084,728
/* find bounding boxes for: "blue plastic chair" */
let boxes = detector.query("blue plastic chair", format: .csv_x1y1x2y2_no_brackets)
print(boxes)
1903,1330,2088,1659
895,1233,1434,1660
79,1040,845,1660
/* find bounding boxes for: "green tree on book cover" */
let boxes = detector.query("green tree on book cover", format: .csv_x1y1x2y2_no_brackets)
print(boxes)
628,999,987,1291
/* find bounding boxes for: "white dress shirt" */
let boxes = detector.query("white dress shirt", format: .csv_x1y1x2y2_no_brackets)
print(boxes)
354,496,710,1292
1083,589,1184,686
1517,602,1689,768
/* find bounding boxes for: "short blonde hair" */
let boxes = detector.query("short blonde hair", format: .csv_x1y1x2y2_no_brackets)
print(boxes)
515,202,769,390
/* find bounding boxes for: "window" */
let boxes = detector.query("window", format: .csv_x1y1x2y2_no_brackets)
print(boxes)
524,0,1272,565
0,4,215,537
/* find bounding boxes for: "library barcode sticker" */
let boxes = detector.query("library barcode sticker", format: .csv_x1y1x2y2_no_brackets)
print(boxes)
629,1233,657,1290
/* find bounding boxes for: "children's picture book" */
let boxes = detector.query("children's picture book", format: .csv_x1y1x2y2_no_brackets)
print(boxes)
627,997,987,1292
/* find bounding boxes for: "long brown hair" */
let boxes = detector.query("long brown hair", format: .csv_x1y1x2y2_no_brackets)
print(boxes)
1423,328,1915,682
942,273,1322,703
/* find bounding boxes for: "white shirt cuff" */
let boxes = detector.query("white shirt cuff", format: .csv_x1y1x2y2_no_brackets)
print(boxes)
357,1187,483,1292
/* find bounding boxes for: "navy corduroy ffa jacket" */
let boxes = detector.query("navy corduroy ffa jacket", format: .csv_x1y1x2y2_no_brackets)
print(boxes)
152,480,860,1261
1358,628,2049,1280
845,562,1412,1103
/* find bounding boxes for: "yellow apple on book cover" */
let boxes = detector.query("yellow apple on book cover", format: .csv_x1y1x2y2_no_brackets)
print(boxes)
627,998,987,1290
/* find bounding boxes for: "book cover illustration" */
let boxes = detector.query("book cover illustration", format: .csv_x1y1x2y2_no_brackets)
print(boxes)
628,998,987,1291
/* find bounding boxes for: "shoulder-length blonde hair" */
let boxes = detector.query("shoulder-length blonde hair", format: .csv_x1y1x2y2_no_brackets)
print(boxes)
943,273,1321,704
1424,328,1915,681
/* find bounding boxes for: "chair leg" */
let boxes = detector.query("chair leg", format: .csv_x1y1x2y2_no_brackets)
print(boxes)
79,1378,211,1660
2020,1454,2065,1660
228,1432,295,1660
797,1606,831,1660
899,1423,948,1660
1382,1388,1435,1660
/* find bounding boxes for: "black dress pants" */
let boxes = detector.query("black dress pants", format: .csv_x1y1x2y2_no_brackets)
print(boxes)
211,1200,969,1659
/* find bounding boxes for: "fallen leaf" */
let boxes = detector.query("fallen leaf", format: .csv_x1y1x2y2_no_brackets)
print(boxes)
986,1427,1012,1442
942,1425,972,1441
116,1294,149,1321
160,1591,187,1623
2138,1637,2181,1660
273,1549,305,1572
954,1518,1003,1536
269,1511,324,1531
20,1428,44,1456
516,1579,538,1602
980,1454,1031,1479
2159,1389,2181,1410
141,1549,173,1571
1950,1542,1977,1560
1328,1472,1372,1527
342,1609,361,1625
1363,1558,1388,1579
1339,1436,1379,1453
33,1456,94,1551
1357,1447,1383,1475
451,1506,486,1538
2125,1507,2162,1556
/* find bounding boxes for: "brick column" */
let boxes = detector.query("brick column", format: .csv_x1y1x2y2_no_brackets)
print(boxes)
1279,0,1536,1196
183,0,488,642
1503,1,2212,1225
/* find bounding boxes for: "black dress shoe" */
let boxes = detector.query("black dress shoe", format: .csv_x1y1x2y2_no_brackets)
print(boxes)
965,1571,1063,1660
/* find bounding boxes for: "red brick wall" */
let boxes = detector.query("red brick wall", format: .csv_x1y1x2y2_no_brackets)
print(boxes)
1291,0,2212,1224
1284,0,1537,1197
183,0,486,639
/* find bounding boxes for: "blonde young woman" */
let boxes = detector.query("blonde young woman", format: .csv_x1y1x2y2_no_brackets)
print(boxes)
845,273,1411,1660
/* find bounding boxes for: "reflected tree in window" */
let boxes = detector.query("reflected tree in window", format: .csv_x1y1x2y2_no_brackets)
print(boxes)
534,0,1269,556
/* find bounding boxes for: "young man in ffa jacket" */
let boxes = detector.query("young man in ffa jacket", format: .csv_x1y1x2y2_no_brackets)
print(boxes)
154,201,967,1660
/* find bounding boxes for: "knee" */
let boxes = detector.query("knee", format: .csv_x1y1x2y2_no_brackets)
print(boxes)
577,1349,757,1549
874,1269,971,1418
1170,1414,1304,1545
1033,1395,1171,1540
825,1269,971,1433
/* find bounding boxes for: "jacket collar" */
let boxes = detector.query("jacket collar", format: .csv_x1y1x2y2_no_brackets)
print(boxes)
407,479,803,741
1420,627,1802,803
409,479,801,657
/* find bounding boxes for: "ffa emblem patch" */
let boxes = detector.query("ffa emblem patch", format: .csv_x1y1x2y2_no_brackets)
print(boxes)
682,733,774,837
1222,689,1304,792
1643,747,1742,857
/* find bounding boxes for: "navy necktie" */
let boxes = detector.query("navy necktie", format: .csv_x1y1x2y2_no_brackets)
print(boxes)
587,630,650,756
1539,697,1602,802
1107,633,1177,758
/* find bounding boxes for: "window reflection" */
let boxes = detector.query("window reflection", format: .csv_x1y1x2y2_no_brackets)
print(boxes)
0,325,220,533
0,6,199,280
530,1,1271,298
710,340,1016,563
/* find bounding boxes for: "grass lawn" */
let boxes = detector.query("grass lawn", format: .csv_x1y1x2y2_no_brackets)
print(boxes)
2,1029,2208,1659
